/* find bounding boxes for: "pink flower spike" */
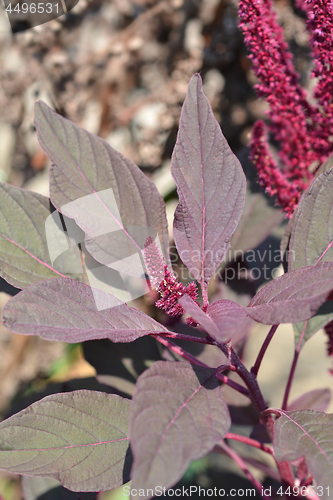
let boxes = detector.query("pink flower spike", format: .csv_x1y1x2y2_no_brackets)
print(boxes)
155,266,198,319
143,236,166,290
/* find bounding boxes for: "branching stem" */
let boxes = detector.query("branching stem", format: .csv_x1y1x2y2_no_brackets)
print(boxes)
225,432,273,454
251,324,279,377
153,334,250,397
215,340,297,492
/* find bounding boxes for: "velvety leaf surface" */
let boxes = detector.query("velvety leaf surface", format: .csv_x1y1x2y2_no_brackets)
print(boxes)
0,391,132,492
274,410,333,499
246,262,333,324
171,74,246,292
288,167,333,341
293,300,333,344
2,278,169,343
287,388,331,412
130,361,231,497
0,183,81,289
179,295,247,343
289,167,333,271
34,101,170,277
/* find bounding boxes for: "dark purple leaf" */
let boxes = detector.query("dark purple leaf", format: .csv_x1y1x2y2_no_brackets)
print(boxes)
289,166,333,270
0,391,132,491
246,261,333,324
0,183,82,289
179,295,248,343
274,410,333,499
287,388,331,412
288,167,333,341
2,278,169,343
130,361,230,497
34,101,170,280
171,74,246,295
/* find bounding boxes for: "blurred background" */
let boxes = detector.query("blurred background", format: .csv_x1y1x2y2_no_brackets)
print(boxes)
0,0,332,498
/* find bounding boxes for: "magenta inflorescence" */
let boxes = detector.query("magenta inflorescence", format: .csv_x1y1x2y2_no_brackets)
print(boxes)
239,0,333,216
156,265,198,319
143,237,199,320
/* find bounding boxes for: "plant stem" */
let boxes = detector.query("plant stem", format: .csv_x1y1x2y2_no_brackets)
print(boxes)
281,321,307,410
217,341,267,413
225,432,273,454
153,334,250,397
156,331,215,344
215,341,297,491
216,441,270,499
251,325,279,377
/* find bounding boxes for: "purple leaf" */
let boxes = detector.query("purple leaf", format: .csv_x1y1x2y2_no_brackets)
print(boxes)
2,278,169,343
288,388,331,412
288,167,333,341
0,183,81,289
274,410,333,499
246,261,333,324
0,390,131,492
179,295,248,343
130,361,230,497
34,101,170,279
171,74,246,296
289,166,333,270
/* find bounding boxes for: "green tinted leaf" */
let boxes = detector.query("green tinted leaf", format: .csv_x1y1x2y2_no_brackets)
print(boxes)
0,391,132,491
274,410,333,499
0,183,81,289
22,477,97,500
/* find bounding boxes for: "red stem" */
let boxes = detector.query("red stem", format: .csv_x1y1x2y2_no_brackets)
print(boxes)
155,331,215,344
153,334,250,397
215,341,297,491
225,432,273,454
281,321,307,410
216,441,271,499
251,324,279,377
